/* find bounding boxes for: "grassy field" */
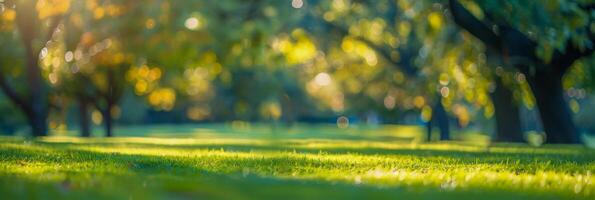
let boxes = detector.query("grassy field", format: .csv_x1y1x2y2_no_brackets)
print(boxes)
1,124,594,199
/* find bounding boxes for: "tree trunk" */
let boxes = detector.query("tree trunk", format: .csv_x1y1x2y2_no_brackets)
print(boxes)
26,111,48,137
427,95,450,141
490,77,524,142
103,106,113,137
527,69,579,143
25,59,47,137
435,98,450,140
426,121,432,141
78,98,91,137
15,1,48,137
104,69,117,137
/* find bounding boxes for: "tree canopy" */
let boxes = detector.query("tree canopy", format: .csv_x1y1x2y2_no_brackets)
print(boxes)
0,0,593,144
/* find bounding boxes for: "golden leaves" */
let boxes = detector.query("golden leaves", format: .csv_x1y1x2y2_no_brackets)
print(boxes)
274,29,318,65
148,88,176,111
86,0,123,19
2,9,15,21
0,9,16,30
36,0,70,19
127,65,162,95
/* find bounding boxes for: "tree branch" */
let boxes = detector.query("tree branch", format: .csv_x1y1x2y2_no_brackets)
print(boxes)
550,16,595,72
551,40,594,73
448,0,501,50
0,73,31,114
579,3,595,11
450,0,593,76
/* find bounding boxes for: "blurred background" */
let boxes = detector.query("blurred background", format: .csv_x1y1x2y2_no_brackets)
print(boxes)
0,0,594,145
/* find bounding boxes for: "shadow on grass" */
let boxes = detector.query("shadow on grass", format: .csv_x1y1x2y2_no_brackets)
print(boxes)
31,139,595,172
0,143,576,200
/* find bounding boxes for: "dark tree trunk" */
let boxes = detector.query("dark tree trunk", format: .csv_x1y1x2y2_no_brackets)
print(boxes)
527,69,579,143
435,98,450,140
17,1,48,137
103,69,116,137
78,98,91,137
103,106,113,137
24,57,47,137
490,77,523,142
13,0,54,137
426,121,432,141
427,96,450,141
26,111,48,137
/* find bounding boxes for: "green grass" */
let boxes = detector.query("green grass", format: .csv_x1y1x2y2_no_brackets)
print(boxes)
1,124,594,199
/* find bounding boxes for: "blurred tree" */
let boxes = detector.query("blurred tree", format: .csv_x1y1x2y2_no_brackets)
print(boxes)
449,0,595,143
304,0,452,139
48,0,138,137
0,0,70,136
156,0,314,123
1,0,591,144
307,0,521,141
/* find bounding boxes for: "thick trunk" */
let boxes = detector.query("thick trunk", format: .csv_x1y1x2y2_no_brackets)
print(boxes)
16,1,48,137
78,99,91,137
490,77,523,142
25,54,46,137
27,112,48,137
527,69,579,144
23,98,47,137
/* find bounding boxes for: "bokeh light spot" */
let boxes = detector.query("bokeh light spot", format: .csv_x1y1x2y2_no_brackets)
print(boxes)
291,0,304,9
314,72,331,86
337,116,349,128
185,17,199,30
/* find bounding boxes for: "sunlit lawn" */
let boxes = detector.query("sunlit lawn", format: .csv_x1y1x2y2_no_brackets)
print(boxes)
1,124,594,199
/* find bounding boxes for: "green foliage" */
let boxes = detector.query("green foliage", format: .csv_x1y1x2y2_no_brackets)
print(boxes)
470,0,594,62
